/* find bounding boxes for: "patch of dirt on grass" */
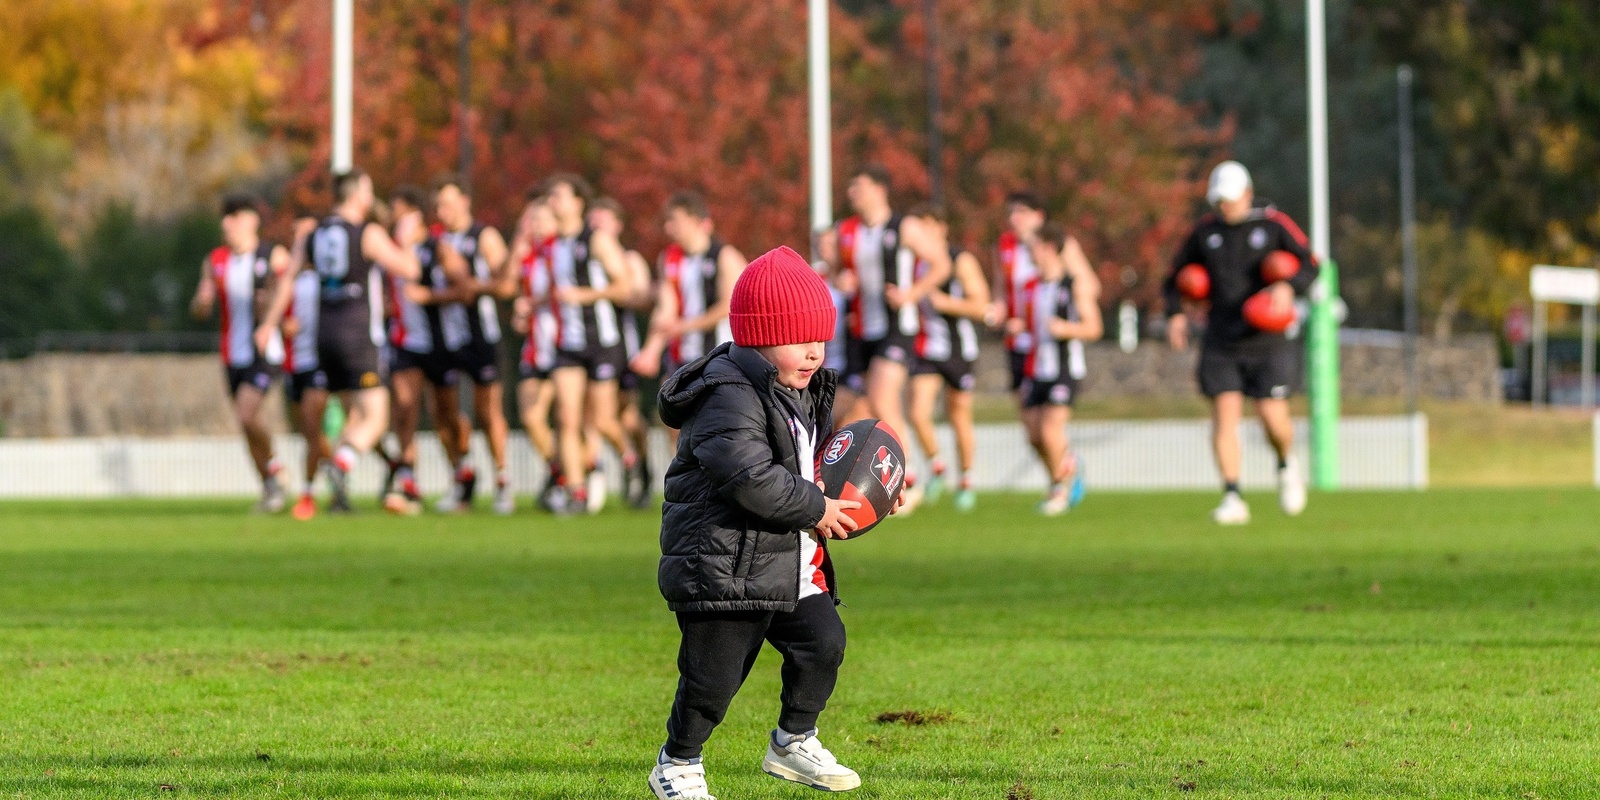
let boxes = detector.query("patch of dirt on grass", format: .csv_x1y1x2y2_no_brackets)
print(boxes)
1005,781,1034,800
874,709,953,726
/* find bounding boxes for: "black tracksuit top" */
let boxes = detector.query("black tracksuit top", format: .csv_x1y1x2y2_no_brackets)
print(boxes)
1163,205,1319,349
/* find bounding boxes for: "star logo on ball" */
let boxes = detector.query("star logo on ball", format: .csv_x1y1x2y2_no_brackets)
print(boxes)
873,446,902,493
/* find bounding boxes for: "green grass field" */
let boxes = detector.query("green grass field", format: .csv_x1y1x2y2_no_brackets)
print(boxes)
4,491,1600,798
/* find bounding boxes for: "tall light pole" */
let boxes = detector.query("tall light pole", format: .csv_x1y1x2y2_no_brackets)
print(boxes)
923,0,942,204
1305,0,1342,490
332,0,353,173
1398,65,1419,416
808,0,833,238
457,0,472,188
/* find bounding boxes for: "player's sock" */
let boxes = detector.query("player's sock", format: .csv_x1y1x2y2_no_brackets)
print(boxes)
931,459,946,478
1223,480,1241,496
958,473,972,491
496,469,509,489
1277,456,1289,470
333,445,358,474
622,452,639,470
572,485,588,504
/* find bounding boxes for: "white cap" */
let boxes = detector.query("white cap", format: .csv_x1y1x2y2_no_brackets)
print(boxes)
1206,161,1252,205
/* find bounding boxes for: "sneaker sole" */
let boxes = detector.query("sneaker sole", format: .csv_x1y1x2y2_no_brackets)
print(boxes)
761,759,860,792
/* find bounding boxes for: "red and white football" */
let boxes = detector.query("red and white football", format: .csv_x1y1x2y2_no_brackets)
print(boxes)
815,419,905,540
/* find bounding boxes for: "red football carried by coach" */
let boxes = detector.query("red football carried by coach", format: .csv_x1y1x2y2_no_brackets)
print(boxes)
1260,250,1301,284
1176,263,1210,301
816,419,905,540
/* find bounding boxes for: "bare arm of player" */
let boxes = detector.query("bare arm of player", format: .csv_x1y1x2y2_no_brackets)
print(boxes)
476,226,518,300
681,243,744,334
189,257,215,320
558,230,633,306
619,250,655,311
362,220,421,281
254,225,312,354
495,237,531,302
1048,246,1104,342
896,216,952,306
929,251,992,321
414,241,479,305
818,228,858,296
630,276,679,379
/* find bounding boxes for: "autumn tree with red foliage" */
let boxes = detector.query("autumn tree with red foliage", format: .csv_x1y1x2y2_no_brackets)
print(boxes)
250,0,1225,308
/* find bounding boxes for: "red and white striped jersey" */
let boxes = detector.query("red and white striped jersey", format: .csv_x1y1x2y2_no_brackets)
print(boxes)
209,244,282,367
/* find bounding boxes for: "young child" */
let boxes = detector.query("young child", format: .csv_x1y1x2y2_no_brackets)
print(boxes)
651,245,867,799
1008,222,1103,515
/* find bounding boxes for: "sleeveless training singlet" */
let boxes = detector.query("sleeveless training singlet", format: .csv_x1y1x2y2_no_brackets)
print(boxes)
660,238,732,363
548,226,622,353
209,243,283,367
836,215,917,342
438,222,502,349
913,246,980,365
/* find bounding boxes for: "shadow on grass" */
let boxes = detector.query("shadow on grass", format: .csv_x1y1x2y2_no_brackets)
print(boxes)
0,752,1580,798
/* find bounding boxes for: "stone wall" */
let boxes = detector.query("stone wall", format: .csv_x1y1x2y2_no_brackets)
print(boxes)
970,331,1501,402
0,354,287,438
0,333,1499,437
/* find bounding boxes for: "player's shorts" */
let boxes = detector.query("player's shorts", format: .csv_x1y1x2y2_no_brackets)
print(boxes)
390,347,458,388
1018,376,1080,409
518,359,553,382
1008,350,1029,391
225,360,277,398
553,342,628,383
317,310,387,393
910,356,977,392
284,368,329,404
450,339,501,386
844,334,915,384
1197,339,1299,399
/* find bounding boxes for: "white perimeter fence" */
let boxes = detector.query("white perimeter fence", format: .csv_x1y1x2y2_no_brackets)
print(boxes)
0,415,1427,499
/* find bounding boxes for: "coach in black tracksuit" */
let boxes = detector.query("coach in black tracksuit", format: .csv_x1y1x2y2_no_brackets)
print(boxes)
1163,161,1318,525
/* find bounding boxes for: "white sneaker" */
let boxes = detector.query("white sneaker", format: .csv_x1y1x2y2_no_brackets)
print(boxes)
1211,491,1251,525
493,482,515,515
1037,485,1070,516
586,470,606,514
896,481,923,518
1278,457,1307,516
433,492,460,514
649,757,715,800
762,731,861,792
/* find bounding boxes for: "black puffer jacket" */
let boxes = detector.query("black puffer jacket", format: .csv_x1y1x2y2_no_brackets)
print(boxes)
656,343,837,613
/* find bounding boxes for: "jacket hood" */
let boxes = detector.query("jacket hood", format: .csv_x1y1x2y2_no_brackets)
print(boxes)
659,343,746,428
658,343,833,429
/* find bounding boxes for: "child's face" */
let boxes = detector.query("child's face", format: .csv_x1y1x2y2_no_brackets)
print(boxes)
756,342,826,389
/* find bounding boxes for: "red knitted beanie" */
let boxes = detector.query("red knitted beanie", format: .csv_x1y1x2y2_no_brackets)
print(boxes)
729,246,837,347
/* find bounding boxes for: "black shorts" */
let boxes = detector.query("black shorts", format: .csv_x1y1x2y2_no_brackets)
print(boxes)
1009,350,1028,391
518,360,553,382
844,335,915,382
1019,376,1080,409
225,361,277,398
1198,340,1299,399
450,339,501,386
284,369,329,405
553,343,628,383
317,320,387,393
390,347,458,388
910,356,977,392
